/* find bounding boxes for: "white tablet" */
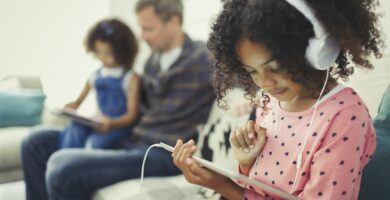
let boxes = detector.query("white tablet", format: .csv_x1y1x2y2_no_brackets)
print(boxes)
51,108,101,127
158,142,300,200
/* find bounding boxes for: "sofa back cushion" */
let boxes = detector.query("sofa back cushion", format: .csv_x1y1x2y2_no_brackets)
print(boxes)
195,90,252,199
0,89,46,127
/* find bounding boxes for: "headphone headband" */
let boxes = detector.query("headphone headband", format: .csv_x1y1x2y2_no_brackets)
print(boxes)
285,0,340,70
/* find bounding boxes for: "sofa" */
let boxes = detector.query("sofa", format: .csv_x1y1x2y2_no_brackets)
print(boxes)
0,76,67,184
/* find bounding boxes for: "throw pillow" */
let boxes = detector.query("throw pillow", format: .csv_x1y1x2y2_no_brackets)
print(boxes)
0,89,46,127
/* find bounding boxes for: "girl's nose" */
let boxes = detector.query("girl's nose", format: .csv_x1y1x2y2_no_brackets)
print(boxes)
253,71,276,89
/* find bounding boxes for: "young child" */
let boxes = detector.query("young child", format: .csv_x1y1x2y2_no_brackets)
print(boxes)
60,19,140,149
172,0,384,199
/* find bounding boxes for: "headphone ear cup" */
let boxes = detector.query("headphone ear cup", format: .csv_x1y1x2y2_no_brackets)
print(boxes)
306,34,340,70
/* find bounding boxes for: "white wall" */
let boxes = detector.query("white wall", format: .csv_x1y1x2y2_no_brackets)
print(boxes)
0,0,222,113
0,0,388,115
0,0,111,113
344,0,390,117
379,0,390,55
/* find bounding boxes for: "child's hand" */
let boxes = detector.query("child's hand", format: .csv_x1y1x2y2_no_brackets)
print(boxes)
230,120,266,169
172,139,228,190
95,116,113,133
64,101,80,110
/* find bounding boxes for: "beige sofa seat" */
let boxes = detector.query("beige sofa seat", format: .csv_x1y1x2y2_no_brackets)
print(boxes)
0,127,32,183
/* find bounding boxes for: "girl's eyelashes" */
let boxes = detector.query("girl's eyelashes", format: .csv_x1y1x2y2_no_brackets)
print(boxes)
243,67,256,74
270,66,283,73
240,65,254,74
241,62,283,75
248,69,257,74
245,66,283,74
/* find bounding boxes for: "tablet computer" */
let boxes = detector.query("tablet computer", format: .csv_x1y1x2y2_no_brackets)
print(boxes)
158,142,300,200
52,108,101,127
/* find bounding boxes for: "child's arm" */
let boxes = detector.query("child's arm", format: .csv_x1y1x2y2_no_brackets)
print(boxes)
105,73,140,129
64,81,91,110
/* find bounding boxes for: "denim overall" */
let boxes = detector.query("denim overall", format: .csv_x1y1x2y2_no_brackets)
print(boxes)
60,69,133,149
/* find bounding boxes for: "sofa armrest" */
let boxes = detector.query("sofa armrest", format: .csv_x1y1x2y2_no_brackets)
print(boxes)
1,76,43,90
41,105,69,127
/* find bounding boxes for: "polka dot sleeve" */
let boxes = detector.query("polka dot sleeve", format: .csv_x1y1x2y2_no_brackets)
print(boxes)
298,105,376,199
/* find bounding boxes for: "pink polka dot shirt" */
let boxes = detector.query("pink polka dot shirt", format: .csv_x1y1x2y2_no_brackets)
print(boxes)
240,87,376,200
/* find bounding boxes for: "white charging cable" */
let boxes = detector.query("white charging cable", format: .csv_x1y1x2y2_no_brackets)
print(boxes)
290,68,330,194
139,144,162,200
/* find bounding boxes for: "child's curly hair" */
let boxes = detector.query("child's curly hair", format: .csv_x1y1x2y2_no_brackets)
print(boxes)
208,0,384,108
86,19,138,70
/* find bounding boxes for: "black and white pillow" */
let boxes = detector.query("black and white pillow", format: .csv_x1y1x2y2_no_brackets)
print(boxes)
195,107,252,199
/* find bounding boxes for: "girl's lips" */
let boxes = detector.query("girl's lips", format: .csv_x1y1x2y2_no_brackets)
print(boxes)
268,88,287,96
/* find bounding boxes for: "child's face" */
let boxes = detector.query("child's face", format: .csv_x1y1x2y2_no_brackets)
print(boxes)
94,40,117,68
236,38,304,102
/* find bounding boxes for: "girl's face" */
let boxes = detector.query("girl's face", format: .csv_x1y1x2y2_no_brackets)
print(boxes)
235,38,304,103
94,40,117,68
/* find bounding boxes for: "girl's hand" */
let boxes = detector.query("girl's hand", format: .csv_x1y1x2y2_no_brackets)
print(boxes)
95,115,113,133
230,120,266,170
64,101,80,110
172,139,229,190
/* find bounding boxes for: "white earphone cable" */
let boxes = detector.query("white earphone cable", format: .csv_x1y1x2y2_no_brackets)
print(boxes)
290,68,330,194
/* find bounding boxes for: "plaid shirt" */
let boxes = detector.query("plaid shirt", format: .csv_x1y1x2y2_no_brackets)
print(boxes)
133,34,215,146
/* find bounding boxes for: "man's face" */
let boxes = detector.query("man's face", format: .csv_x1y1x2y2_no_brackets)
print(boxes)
137,6,174,53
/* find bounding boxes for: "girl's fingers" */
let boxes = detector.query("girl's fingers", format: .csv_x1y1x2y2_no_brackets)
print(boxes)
173,139,197,166
187,158,217,185
182,168,202,184
247,120,256,139
229,129,240,148
181,159,204,185
246,120,257,148
188,160,210,180
172,139,183,158
179,145,195,163
236,127,249,150
230,127,250,152
254,126,267,144
172,141,204,185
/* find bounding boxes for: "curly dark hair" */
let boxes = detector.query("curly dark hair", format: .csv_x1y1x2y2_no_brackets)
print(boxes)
85,19,138,70
208,0,384,108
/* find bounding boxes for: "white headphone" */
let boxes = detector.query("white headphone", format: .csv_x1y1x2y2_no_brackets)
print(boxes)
285,0,340,70
283,0,340,194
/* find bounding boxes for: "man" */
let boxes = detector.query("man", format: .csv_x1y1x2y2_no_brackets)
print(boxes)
21,0,215,199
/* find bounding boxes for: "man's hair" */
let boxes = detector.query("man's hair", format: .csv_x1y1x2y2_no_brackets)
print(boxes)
135,0,183,24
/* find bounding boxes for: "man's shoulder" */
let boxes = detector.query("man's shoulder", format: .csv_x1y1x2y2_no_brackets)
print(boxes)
190,40,207,50
183,39,209,63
